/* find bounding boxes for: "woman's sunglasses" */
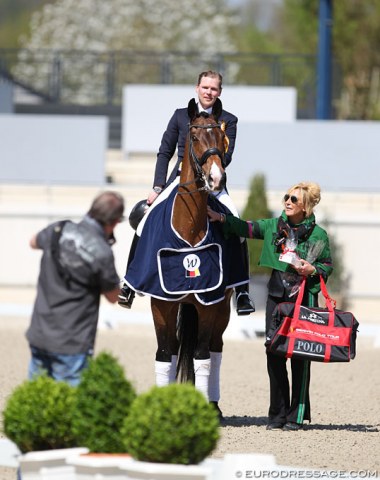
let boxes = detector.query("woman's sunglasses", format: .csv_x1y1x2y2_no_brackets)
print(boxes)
284,194,299,204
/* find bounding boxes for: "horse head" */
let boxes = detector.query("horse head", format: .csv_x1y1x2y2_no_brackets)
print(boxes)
186,98,227,192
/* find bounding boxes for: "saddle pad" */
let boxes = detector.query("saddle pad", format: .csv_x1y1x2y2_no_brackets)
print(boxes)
158,244,223,295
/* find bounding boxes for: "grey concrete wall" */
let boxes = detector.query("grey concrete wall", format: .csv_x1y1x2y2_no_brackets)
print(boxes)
229,120,380,192
0,82,14,113
0,115,108,184
122,85,297,156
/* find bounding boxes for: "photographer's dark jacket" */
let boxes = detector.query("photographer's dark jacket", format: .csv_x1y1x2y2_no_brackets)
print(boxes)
26,215,119,355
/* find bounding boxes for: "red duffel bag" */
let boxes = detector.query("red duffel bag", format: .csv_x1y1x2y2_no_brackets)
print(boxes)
266,276,359,362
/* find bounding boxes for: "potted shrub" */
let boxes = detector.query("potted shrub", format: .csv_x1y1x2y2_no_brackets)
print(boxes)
119,383,222,479
71,350,137,453
2,374,87,479
2,351,137,479
3,374,76,453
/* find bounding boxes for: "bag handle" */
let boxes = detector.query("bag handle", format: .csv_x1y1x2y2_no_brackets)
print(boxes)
319,275,337,309
293,275,336,329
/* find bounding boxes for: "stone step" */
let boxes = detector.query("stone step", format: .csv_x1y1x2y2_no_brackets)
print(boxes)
106,150,156,187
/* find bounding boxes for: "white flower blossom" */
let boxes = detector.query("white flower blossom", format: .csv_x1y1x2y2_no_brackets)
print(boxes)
14,0,239,103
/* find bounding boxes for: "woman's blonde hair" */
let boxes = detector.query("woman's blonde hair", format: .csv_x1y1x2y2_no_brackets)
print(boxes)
286,181,321,217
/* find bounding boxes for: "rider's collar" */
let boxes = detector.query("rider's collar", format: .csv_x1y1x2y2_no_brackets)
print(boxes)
197,102,212,115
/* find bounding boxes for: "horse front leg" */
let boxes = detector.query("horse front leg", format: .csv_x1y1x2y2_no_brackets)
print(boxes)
151,298,179,386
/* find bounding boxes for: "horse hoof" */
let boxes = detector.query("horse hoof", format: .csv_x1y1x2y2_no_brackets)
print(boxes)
210,401,224,421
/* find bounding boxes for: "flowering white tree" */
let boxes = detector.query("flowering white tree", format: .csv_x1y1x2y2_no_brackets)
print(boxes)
15,0,239,103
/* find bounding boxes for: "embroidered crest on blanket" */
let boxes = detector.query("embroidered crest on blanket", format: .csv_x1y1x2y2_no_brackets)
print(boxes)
124,187,248,305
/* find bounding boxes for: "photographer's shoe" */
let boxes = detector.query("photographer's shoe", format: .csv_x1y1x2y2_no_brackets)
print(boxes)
118,285,135,309
236,291,255,316
210,401,224,421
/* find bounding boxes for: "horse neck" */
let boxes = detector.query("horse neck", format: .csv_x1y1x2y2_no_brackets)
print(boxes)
172,158,208,246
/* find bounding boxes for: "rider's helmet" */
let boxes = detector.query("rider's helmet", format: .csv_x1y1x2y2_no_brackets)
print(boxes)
129,199,149,230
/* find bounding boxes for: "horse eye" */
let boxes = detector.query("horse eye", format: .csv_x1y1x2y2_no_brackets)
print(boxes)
191,135,198,142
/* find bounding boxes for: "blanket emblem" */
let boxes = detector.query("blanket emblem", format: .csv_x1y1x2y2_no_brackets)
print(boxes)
184,254,201,278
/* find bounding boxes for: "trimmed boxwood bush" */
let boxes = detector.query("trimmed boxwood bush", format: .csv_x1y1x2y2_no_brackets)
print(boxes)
2,375,76,453
121,384,220,465
71,351,137,453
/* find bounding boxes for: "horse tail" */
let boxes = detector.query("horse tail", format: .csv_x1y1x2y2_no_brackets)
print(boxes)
176,303,198,384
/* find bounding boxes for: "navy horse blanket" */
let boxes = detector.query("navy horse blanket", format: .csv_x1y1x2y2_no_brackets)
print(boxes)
124,187,248,305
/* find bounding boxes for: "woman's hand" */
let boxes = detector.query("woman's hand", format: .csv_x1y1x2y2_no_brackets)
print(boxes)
207,206,224,223
295,260,316,277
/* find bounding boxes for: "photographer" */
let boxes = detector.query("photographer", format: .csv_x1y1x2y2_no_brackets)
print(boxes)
26,191,124,386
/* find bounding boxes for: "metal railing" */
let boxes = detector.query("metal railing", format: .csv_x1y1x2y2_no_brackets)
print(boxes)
0,48,341,118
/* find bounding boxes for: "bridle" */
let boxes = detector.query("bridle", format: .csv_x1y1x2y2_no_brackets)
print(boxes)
178,121,226,195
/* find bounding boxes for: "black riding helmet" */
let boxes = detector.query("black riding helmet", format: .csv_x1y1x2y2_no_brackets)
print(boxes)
129,199,149,230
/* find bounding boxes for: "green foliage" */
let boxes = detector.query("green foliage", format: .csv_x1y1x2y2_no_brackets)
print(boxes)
242,173,272,275
121,384,220,465
320,219,349,308
0,0,50,47
271,0,380,119
72,351,137,453
2,375,76,453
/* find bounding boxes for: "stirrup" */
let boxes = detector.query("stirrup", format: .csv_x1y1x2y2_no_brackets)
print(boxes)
118,285,135,309
236,291,255,316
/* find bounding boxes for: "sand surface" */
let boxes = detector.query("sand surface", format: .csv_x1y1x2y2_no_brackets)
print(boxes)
0,316,379,478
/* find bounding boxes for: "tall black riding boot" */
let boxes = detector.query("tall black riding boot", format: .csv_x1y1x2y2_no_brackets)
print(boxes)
118,234,139,309
235,239,255,315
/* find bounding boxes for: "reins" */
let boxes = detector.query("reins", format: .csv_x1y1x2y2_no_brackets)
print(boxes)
177,121,225,195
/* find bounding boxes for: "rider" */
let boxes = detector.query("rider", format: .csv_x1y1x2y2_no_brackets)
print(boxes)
119,70,255,315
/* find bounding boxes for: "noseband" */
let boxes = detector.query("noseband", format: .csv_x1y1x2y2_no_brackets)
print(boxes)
178,122,225,195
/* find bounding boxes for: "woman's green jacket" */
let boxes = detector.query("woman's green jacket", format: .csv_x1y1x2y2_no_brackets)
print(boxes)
223,212,333,295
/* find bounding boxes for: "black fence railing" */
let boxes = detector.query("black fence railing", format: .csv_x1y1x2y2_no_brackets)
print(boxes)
0,49,341,119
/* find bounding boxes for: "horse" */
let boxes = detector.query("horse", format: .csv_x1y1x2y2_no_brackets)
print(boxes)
150,98,233,416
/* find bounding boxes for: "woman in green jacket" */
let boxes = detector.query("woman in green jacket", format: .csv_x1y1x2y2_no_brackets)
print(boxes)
208,181,333,431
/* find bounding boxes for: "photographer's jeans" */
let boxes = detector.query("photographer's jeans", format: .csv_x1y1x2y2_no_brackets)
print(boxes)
28,346,91,386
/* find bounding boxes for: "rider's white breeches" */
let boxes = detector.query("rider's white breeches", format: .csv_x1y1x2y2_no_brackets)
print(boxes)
211,188,239,217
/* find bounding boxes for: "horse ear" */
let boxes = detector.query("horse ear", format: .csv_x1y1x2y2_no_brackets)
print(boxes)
188,98,198,120
212,98,222,120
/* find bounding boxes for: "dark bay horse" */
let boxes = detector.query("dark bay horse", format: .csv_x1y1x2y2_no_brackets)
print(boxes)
151,98,232,414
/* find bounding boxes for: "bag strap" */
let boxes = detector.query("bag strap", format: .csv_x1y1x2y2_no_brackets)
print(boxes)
319,275,337,309
292,274,336,332
51,220,72,288
293,277,306,325
294,275,335,312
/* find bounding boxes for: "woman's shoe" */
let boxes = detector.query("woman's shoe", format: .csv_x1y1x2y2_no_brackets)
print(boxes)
283,421,303,431
266,422,284,430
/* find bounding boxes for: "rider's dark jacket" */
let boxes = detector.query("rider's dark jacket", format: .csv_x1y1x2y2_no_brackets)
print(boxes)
153,104,238,188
